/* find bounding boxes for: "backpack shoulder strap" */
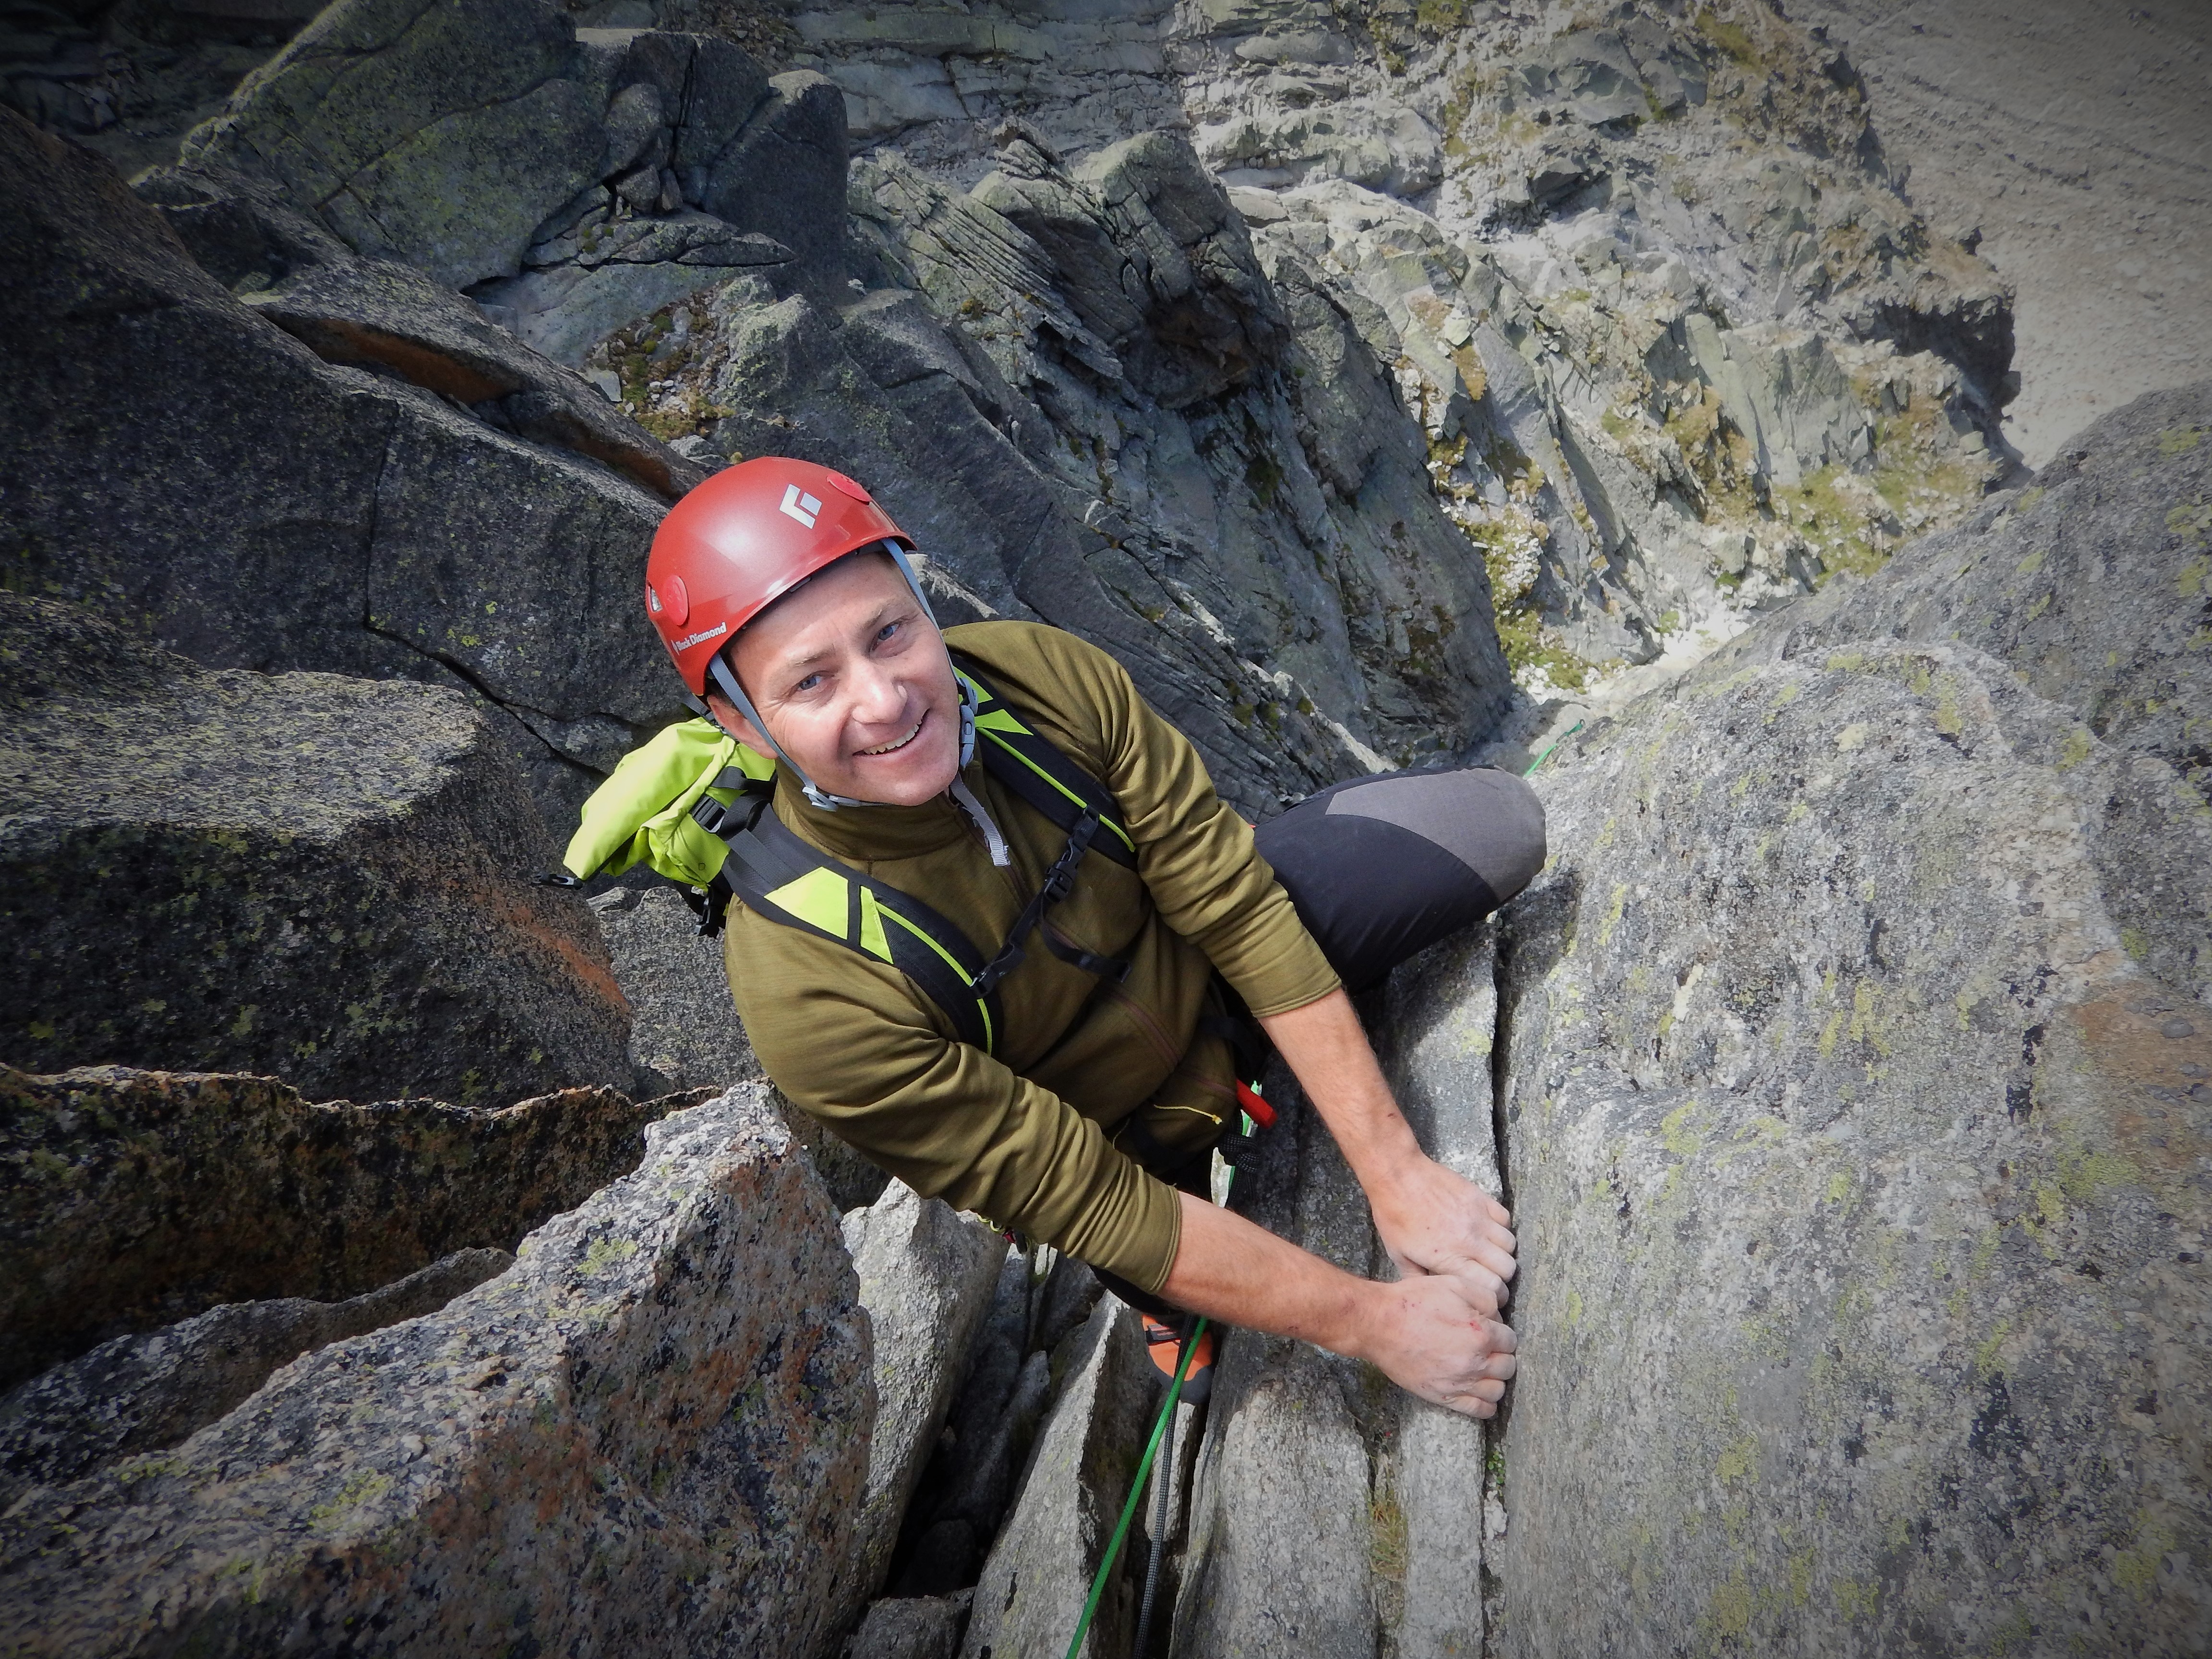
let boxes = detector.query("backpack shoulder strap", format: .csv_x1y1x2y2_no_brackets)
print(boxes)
696,790,1007,1055
950,654,1138,869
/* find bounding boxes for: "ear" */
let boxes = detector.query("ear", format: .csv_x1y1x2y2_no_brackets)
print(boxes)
704,689,773,754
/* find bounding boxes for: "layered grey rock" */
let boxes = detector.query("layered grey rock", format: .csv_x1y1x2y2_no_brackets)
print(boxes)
0,592,635,1107
0,1064,693,1391
786,0,2017,685
960,1294,1160,1659
0,110,680,822
240,255,708,499
1482,501,2210,1648
0,1248,513,1503
0,1086,873,1659
828,1182,1007,1637
1769,378,2212,817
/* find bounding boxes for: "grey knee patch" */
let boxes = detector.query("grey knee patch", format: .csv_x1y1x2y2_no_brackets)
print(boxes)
1324,767,1547,902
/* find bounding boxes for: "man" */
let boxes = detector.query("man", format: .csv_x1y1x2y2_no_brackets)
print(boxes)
638,458,1538,1417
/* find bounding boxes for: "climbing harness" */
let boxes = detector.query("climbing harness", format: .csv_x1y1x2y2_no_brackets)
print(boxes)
564,657,1136,1057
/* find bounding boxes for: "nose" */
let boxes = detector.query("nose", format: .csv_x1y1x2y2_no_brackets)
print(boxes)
847,653,909,728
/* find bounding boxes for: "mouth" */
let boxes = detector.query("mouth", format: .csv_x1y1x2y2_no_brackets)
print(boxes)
855,714,926,757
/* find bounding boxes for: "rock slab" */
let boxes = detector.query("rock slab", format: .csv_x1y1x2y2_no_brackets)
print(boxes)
0,591,634,1108
829,1181,1007,1638
0,1247,513,1501
1488,516,2210,1650
0,1086,873,1659
0,1063,687,1390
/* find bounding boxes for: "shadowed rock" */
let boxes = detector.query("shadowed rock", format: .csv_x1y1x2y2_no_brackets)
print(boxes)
0,591,635,1112
0,1247,514,1502
0,1064,702,1390
959,1293,1159,1659
0,1086,872,1659
827,1183,1006,1640
241,256,708,499
0,108,679,820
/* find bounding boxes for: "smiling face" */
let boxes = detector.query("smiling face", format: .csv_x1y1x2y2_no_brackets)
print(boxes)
703,550,962,807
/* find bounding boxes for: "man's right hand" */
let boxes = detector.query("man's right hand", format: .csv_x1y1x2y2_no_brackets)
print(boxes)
1161,1191,1517,1420
1351,1272,1518,1417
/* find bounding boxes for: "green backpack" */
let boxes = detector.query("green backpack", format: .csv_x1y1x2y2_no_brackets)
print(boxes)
564,659,1137,1056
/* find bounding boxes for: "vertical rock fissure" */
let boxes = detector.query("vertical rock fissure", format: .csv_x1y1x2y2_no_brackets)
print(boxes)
1482,913,1518,1659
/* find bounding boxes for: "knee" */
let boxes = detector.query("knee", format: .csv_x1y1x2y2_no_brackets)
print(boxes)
1481,769,1548,905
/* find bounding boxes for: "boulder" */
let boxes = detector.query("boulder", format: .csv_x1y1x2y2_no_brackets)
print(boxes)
240,255,708,499
827,1182,1007,1637
0,108,678,821
1771,378,2212,815
0,1247,513,1502
0,592,633,1108
0,1086,873,1659
1480,494,2210,1647
180,0,609,289
959,1293,1161,1659
0,1063,694,1390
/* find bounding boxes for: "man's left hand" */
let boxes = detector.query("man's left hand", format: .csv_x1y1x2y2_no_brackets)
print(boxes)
1368,1155,1516,1317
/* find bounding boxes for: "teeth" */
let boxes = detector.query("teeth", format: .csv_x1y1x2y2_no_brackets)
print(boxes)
858,719,923,757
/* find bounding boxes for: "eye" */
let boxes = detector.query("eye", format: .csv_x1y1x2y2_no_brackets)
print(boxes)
793,671,823,695
876,619,902,644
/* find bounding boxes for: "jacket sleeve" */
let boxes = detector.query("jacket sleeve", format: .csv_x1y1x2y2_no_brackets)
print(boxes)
728,917,1186,1291
1047,633,1342,1019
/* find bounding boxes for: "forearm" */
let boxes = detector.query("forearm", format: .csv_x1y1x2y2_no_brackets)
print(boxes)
1257,987,1423,1189
1157,1189,1519,1416
1157,1190,1370,1353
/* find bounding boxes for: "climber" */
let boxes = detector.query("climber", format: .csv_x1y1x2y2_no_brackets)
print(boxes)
589,457,1541,1418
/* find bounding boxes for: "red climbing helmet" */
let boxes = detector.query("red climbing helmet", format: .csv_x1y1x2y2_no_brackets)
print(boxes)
645,457,914,695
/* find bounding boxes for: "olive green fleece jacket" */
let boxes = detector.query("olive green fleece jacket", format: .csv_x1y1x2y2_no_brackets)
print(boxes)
723,620,1340,1292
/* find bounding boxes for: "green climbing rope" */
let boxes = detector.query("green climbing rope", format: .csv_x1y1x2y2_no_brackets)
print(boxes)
1523,719,1584,778
1063,1314,1207,1659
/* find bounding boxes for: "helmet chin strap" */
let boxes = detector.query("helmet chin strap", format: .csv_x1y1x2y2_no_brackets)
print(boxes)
701,543,976,811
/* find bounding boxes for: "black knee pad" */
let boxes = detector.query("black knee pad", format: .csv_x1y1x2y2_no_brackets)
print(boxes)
1256,764,1549,991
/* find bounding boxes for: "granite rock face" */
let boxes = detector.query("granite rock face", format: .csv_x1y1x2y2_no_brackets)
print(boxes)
1768,379,2212,817
0,1086,873,1659
844,1594,970,1659
180,0,609,290
0,1247,513,1502
828,1182,1007,1639
959,1293,1160,1659
588,881,890,1207
0,592,633,1108
1172,934,1503,1659
0,109,681,822
889,1249,1083,1597
785,0,2016,685
0,1064,690,1390
1474,393,2212,1652
592,882,764,1095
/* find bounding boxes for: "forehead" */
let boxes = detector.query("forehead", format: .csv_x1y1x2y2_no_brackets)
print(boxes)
730,550,912,669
